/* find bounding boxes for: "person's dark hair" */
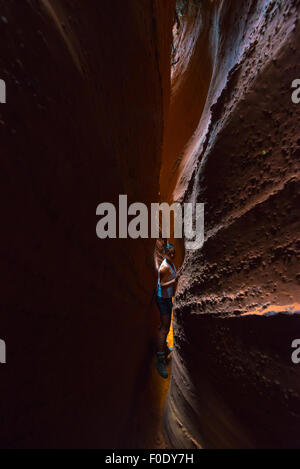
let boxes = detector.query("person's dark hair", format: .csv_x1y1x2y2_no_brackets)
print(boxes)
164,243,175,253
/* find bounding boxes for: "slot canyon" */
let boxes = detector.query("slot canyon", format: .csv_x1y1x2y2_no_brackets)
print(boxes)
0,0,299,449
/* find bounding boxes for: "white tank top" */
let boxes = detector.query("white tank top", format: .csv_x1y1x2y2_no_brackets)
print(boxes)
157,259,176,298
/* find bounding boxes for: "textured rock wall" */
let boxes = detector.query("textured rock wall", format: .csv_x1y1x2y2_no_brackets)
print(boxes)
0,0,174,448
1,0,299,450
164,0,300,448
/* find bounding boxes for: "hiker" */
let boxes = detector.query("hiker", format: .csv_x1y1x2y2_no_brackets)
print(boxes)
155,243,178,378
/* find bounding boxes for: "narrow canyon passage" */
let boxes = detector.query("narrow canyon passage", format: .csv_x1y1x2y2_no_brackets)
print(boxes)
162,0,300,449
0,0,299,449
127,0,300,449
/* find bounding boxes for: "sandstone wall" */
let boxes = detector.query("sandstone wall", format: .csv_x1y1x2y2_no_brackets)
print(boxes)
0,0,174,448
164,0,300,448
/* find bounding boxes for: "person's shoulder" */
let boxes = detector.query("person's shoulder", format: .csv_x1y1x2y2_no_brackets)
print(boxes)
159,260,170,272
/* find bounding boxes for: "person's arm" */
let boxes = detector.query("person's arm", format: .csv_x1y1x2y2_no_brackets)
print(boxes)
159,264,174,287
160,264,181,287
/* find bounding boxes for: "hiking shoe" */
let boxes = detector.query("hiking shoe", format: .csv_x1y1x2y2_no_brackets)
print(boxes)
156,353,168,379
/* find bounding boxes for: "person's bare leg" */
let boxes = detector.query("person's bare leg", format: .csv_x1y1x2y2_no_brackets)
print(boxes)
156,314,171,378
157,313,171,353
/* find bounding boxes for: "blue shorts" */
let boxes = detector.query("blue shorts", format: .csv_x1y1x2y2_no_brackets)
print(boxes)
156,295,173,315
